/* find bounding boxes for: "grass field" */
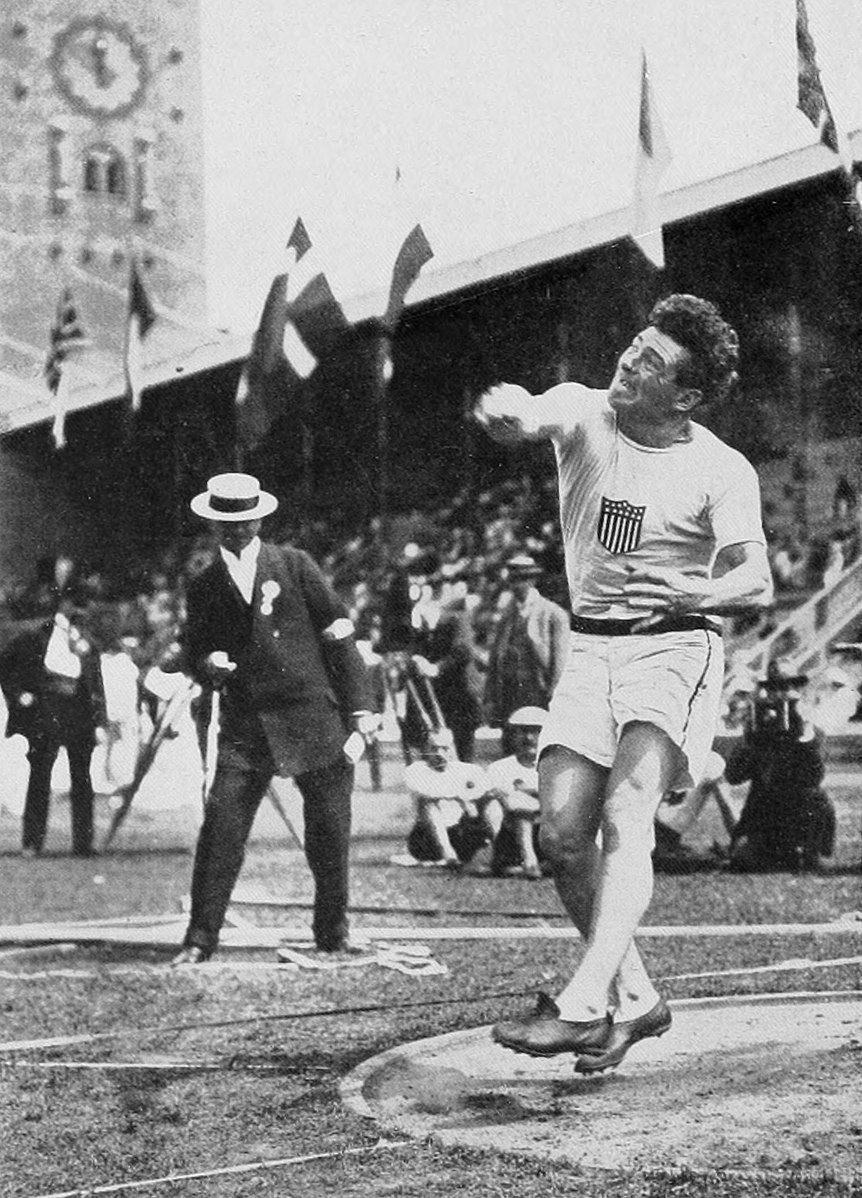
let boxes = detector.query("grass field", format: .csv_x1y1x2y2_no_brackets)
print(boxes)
1,740,861,1198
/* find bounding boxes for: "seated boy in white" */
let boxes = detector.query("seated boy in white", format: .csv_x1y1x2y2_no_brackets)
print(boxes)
403,728,490,869
483,706,547,879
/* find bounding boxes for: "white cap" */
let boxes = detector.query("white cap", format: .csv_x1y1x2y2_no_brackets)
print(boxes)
507,706,548,727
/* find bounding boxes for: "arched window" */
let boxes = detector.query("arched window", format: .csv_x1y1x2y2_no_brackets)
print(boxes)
82,144,127,198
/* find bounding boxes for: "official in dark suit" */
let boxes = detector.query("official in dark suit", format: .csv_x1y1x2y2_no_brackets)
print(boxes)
0,586,104,857
484,553,570,753
173,473,375,964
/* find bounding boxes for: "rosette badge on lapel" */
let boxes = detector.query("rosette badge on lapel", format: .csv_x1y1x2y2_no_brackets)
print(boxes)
260,580,281,617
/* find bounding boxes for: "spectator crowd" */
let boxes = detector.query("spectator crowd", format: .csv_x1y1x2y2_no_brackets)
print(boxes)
0,467,859,873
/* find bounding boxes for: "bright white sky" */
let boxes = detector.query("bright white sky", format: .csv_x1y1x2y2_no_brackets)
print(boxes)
200,0,862,333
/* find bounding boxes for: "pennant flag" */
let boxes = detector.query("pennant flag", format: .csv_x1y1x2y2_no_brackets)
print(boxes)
631,48,672,269
236,219,315,416
45,289,88,450
382,222,433,332
796,0,861,217
124,261,157,413
236,221,349,453
289,271,350,364
796,0,843,159
285,215,312,272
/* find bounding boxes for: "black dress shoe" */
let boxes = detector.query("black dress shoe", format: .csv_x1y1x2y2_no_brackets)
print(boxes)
574,998,672,1074
493,1008,611,1058
171,945,209,966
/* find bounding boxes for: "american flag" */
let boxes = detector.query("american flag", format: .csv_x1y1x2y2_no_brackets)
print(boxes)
597,496,646,555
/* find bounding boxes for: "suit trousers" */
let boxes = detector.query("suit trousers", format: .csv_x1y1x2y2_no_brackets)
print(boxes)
184,721,354,955
23,696,95,856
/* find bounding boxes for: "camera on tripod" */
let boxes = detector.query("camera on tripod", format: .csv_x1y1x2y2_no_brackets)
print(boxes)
747,663,809,740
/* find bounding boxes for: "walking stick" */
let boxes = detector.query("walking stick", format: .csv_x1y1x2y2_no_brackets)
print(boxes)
265,783,305,851
100,676,196,850
202,688,220,808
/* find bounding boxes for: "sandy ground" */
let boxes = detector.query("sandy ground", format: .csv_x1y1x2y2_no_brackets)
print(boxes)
3,690,862,1181
344,992,862,1179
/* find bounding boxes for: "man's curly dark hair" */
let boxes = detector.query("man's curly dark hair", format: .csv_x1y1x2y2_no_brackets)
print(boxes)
648,294,739,407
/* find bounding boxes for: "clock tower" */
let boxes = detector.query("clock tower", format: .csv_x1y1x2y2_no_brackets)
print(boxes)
0,0,214,434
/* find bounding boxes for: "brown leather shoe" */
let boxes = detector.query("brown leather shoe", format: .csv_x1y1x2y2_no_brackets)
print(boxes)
171,945,209,966
574,998,672,1074
493,1008,611,1057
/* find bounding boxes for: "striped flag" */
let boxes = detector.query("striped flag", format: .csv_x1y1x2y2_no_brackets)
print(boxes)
631,49,672,269
124,260,157,413
45,289,88,450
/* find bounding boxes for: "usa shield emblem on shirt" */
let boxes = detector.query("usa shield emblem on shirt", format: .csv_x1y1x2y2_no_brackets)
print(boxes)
597,496,646,554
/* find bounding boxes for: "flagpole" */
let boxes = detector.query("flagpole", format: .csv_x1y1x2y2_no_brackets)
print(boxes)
371,320,393,549
787,301,809,540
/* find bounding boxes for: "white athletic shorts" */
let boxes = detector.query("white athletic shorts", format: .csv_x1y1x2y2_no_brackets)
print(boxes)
539,628,725,790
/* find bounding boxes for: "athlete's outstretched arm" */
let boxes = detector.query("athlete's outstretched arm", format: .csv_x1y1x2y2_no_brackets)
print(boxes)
473,382,571,445
623,541,774,625
473,384,535,446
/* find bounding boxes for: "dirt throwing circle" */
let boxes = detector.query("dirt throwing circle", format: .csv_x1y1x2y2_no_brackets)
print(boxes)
342,992,862,1179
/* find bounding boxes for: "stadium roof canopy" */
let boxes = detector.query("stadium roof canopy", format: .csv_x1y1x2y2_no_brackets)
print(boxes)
1,135,858,437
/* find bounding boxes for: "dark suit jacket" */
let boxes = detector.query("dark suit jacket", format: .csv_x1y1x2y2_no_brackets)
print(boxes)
484,589,570,723
0,618,104,744
416,600,483,732
183,542,371,776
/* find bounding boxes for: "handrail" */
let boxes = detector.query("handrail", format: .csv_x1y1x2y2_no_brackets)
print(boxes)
726,553,862,682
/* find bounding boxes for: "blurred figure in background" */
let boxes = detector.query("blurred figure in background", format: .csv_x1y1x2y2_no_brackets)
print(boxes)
0,578,104,857
725,664,835,872
484,554,569,753
404,726,491,870
410,567,484,762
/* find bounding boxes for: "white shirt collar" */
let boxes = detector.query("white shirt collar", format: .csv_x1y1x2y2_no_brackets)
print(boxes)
219,537,262,603
219,536,262,568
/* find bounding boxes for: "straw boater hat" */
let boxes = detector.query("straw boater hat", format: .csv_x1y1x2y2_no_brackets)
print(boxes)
190,473,278,522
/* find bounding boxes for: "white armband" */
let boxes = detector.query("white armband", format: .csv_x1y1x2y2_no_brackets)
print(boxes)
322,618,355,642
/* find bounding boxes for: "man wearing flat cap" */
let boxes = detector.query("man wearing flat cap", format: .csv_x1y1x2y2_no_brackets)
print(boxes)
173,473,376,964
484,554,569,751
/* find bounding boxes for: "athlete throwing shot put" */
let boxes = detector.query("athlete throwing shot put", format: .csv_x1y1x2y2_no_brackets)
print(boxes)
475,294,772,1073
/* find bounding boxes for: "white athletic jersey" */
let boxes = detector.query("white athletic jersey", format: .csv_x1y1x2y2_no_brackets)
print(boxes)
403,760,488,804
515,384,766,619
485,754,540,814
485,755,538,797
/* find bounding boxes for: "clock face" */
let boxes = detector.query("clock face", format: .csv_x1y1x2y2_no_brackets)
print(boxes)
51,17,147,118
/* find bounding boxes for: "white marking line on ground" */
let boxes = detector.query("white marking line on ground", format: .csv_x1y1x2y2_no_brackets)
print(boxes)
4,949,862,988
0,962,300,980
28,1139,411,1198
663,954,862,980
2,916,861,949
3,969,862,1057
16,1060,221,1071
13,993,862,1079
